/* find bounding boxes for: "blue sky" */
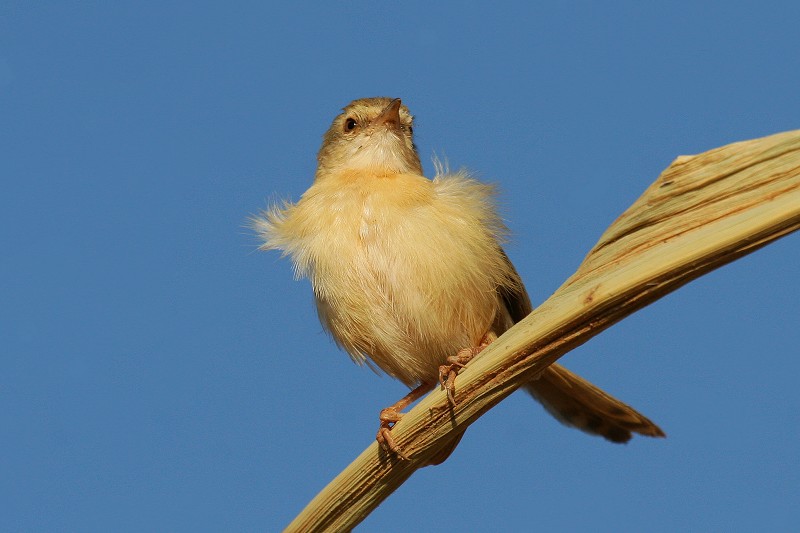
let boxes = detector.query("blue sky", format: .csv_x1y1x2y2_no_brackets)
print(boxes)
2,2,799,531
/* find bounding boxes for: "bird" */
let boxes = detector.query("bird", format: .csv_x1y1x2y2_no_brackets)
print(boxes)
253,97,664,461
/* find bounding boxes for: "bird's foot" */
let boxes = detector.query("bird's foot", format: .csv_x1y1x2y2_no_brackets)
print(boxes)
439,343,489,407
375,382,434,460
376,406,409,460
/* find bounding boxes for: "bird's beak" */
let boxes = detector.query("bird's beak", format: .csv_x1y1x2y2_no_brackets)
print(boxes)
372,98,402,130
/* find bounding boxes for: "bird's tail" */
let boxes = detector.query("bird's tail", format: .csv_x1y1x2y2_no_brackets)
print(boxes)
525,363,665,443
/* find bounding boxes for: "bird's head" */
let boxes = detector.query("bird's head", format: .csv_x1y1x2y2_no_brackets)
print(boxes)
315,97,423,179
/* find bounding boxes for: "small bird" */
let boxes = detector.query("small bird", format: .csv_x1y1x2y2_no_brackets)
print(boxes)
254,97,664,460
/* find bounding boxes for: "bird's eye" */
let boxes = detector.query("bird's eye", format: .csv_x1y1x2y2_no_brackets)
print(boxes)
344,118,357,131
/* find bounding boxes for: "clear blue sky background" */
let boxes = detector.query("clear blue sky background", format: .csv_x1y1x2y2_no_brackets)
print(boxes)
2,3,799,532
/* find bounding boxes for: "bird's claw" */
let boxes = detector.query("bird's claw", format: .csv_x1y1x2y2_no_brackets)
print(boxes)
377,424,409,460
374,382,435,461
438,348,479,407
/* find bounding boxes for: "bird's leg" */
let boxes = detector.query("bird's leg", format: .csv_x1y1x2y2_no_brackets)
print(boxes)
439,333,497,407
376,381,435,460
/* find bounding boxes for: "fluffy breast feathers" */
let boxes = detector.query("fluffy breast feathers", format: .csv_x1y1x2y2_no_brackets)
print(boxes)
253,170,521,385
